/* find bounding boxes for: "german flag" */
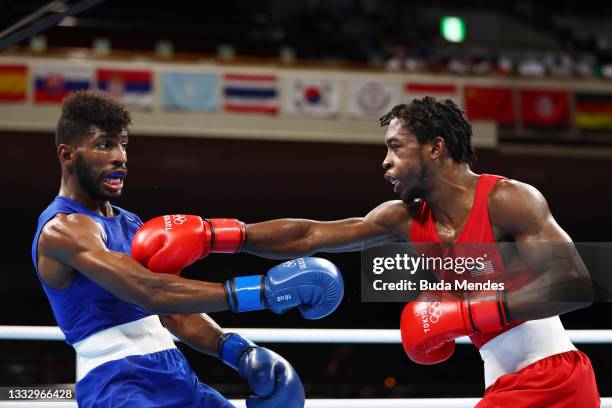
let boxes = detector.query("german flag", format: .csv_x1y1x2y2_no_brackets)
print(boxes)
575,92,612,129
0,64,27,102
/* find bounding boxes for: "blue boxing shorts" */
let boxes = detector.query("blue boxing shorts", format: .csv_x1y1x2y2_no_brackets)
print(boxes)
73,316,234,408
76,349,234,408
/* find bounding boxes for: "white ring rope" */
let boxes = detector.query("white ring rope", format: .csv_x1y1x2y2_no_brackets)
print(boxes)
1,326,610,406
1,399,612,407
1,326,611,344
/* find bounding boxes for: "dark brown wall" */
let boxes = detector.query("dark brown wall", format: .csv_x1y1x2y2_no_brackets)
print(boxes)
3,131,612,394
6,131,612,301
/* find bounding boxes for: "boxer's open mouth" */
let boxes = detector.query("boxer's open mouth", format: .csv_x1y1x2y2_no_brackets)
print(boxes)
103,171,126,191
384,175,402,193
384,174,398,184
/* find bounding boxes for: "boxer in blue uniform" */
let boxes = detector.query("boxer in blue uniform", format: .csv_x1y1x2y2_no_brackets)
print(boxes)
32,90,344,408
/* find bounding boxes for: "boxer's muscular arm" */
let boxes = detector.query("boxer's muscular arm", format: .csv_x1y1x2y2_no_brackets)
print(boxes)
160,314,223,356
489,180,593,321
38,213,229,314
244,200,410,259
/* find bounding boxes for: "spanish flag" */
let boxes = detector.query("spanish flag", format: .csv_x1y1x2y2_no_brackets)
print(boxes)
575,92,612,129
0,64,27,102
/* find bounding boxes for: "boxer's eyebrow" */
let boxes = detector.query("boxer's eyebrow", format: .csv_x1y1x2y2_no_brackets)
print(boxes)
386,137,400,146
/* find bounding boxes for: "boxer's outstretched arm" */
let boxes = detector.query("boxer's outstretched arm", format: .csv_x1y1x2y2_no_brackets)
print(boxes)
489,180,593,321
38,213,229,315
244,200,408,259
160,313,223,356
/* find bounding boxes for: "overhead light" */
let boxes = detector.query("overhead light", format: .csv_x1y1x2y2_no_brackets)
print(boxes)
440,16,466,43
156,40,174,58
30,35,47,52
93,37,110,55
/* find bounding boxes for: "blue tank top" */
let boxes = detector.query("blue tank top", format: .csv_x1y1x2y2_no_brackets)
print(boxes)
31,196,150,345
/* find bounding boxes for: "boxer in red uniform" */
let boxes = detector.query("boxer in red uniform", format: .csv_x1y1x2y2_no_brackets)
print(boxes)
137,97,599,406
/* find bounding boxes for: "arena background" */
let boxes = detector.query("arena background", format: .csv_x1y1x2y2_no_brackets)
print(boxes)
1,0,611,402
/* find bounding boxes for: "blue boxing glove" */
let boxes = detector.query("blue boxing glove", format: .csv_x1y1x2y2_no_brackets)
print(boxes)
219,333,304,408
224,257,343,319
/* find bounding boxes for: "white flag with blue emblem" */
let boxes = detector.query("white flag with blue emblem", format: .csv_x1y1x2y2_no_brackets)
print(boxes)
162,71,219,111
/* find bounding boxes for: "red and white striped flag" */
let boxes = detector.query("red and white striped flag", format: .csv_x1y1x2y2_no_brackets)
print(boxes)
404,83,461,107
223,73,279,114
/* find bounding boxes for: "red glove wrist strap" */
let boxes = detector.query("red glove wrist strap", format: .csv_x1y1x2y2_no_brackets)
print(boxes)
207,218,247,253
468,290,510,333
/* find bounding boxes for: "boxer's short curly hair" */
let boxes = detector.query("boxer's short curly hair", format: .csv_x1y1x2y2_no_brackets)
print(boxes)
55,90,132,147
379,96,477,166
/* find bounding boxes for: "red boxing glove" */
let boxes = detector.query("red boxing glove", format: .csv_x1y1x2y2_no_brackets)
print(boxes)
400,291,510,365
131,215,212,275
131,215,246,275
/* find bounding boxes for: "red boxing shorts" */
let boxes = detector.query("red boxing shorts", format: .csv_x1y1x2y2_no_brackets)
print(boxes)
476,350,599,408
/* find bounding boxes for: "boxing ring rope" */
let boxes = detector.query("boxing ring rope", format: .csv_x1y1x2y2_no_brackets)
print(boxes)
2,326,612,344
2,399,612,408
0,399,484,407
0,399,487,407
1,326,611,408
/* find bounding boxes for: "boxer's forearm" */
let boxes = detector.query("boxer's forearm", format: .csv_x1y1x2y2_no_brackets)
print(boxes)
245,219,319,258
136,273,230,315
69,248,230,315
160,313,224,356
245,218,378,258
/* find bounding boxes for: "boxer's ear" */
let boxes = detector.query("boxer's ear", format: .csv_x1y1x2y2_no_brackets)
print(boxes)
429,136,446,160
58,144,76,166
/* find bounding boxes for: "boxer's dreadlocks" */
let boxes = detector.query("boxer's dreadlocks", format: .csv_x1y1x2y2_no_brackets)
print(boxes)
379,96,477,166
55,90,132,147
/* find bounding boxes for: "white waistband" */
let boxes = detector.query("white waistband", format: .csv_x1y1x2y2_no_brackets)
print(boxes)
479,316,576,389
73,315,177,381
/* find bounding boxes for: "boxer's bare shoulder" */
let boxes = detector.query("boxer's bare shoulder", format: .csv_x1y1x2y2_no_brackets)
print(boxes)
37,213,104,289
364,199,415,240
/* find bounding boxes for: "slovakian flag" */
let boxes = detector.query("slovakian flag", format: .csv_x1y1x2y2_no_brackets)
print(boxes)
97,68,153,111
574,92,612,129
464,86,514,125
223,73,278,114
520,89,569,128
284,77,341,117
0,64,27,102
347,80,402,118
33,65,92,104
405,83,460,107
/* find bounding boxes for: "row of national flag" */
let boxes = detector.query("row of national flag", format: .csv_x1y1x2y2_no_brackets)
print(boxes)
463,86,570,127
0,65,154,110
1,63,612,129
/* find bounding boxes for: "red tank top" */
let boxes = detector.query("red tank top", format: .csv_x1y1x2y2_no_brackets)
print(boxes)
410,174,523,348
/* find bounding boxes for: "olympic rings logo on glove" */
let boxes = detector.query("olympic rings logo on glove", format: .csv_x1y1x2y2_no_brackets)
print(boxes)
171,215,188,225
428,302,442,323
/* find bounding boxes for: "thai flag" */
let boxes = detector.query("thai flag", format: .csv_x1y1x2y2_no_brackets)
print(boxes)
97,68,153,111
223,73,278,114
33,65,92,104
